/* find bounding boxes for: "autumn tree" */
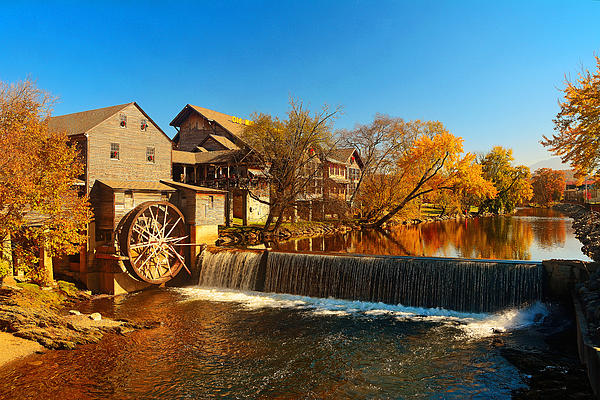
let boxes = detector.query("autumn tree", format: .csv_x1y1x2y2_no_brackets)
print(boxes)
477,147,532,214
0,79,90,283
359,121,496,228
338,115,409,208
241,98,340,233
542,55,600,179
531,168,565,206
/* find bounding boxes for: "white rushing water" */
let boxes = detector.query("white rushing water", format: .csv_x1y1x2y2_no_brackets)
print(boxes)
177,286,549,339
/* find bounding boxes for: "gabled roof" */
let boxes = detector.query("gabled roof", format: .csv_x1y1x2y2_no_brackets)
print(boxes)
48,102,171,142
170,104,250,140
199,134,240,150
48,103,132,136
328,148,364,169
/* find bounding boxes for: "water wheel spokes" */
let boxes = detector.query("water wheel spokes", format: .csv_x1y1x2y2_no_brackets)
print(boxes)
122,201,188,284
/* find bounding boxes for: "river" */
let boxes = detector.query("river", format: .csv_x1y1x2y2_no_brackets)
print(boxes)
0,207,591,399
269,208,591,261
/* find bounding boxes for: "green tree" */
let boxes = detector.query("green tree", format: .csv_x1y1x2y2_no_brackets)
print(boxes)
478,146,533,214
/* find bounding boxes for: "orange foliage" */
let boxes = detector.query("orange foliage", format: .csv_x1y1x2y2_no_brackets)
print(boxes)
542,55,600,178
531,168,566,206
359,121,496,227
0,80,90,281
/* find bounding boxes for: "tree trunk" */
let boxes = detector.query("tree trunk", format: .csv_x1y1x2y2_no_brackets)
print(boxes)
365,197,411,228
262,207,276,233
271,204,288,234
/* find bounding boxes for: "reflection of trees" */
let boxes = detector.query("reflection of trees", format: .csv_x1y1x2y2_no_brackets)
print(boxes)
534,217,566,248
272,209,575,260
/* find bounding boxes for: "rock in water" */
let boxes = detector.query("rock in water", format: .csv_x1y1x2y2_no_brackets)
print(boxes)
69,310,81,316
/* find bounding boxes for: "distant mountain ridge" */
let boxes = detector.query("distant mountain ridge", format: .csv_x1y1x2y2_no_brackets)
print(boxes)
528,157,570,171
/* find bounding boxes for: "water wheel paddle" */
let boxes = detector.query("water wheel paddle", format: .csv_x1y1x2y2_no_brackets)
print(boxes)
115,201,188,284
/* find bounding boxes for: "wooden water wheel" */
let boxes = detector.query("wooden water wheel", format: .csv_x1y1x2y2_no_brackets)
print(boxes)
115,201,188,284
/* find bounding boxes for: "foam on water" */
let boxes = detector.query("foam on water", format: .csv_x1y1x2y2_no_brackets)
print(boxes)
177,286,549,338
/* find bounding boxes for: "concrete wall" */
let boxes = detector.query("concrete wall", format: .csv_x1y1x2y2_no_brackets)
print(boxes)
542,259,597,302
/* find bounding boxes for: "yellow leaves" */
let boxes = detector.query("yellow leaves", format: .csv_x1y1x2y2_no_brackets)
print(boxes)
359,120,496,226
0,79,90,265
542,55,600,177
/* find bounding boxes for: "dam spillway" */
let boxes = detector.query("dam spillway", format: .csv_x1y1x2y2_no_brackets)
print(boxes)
197,248,544,313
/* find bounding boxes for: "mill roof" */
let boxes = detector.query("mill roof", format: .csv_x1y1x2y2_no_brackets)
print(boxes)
97,180,176,192
160,180,229,193
170,104,252,143
48,103,132,136
199,134,240,150
48,102,171,141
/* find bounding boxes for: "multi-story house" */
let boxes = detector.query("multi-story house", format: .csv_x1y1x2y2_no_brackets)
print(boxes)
49,102,175,239
293,148,364,221
170,104,270,225
323,148,364,211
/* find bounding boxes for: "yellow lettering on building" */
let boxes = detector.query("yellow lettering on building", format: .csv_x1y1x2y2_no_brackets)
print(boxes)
231,116,253,126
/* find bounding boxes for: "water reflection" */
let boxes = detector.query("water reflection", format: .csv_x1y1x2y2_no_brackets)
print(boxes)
0,289,527,399
270,208,588,261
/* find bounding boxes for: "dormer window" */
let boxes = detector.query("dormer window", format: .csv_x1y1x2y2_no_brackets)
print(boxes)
119,114,127,128
140,119,148,131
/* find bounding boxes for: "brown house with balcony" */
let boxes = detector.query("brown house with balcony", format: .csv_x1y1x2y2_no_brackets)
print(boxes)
292,148,364,221
170,104,270,225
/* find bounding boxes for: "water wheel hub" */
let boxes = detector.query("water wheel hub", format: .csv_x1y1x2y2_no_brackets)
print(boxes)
115,201,187,284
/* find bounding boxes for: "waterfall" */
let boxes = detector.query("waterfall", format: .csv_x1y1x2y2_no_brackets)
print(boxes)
198,248,544,313
264,252,543,313
198,249,264,290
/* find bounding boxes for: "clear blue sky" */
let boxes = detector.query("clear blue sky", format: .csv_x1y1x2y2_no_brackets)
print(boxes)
1,0,599,166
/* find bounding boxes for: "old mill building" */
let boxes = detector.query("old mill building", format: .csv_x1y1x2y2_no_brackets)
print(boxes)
44,101,363,294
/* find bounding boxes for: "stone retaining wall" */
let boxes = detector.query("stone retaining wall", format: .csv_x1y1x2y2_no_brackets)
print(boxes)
573,294,600,399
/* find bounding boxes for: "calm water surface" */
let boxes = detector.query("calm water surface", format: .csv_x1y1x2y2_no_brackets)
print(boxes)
270,208,591,261
0,288,551,399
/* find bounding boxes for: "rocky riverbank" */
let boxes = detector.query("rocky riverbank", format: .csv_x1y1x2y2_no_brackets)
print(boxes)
216,211,481,246
502,324,594,399
554,203,600,262
553,203,600,345
217,221,355,246
0,279,159,366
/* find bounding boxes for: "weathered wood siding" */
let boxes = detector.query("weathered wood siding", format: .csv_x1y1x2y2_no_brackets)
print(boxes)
89,183,172,231
89,184,114,231
196,192,226,226
201,136,228,151
113,190,169,229
87,104,172,187
176,113,235,152
170,189,225,226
